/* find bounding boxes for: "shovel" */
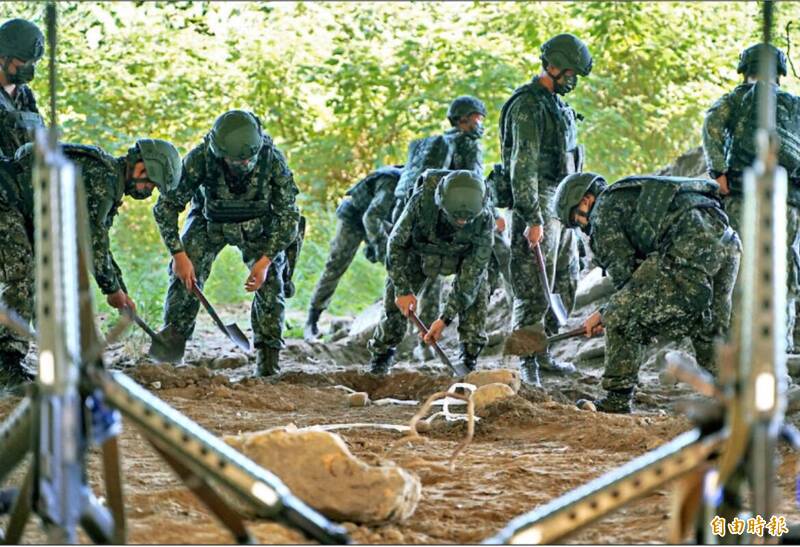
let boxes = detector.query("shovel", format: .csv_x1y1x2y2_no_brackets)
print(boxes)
531,242,568,326
126,309,185,363
503,325,587,358
409,311,469,377
192,285,251,352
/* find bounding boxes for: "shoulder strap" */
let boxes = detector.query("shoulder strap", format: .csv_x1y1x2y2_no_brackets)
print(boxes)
499,83,537,147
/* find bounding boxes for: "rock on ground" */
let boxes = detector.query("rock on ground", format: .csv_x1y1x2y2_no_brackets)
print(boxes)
225,426,421,524
472,383,517,412
465,369,521,393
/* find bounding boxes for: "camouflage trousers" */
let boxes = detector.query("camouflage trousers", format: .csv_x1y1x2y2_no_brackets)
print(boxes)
161,209,287,350
308,219,366,313
368,269,489,358
0,203,34,357
723,195,800,352
602,207,741,392
489,231,513,295
510,187,580,334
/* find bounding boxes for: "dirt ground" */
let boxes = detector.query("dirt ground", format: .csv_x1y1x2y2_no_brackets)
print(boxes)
2,301,800,545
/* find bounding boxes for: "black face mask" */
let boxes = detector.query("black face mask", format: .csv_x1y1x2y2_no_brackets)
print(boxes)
461,122,484,140
5,59,35,85
126,177,155,199
553,71,578,95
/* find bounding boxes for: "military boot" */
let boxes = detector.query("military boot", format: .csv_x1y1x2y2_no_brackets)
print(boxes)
255,346,280,377
413,343,436,362
459,344,482,372
536,351,577,375
369,348,396,376
520,356,541,387
147,324,187,363
578,388,633,414
0,351,33,391
304,308,322,342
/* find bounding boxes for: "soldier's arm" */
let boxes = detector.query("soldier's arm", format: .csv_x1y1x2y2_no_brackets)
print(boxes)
702,92,735,176
260,147,300,260
441,214,494,322
362,175,395,247
87,186,123,295
591,205,637,290
152,145,204,255
386,195,419,296
509,100,545,226
462,136,484,176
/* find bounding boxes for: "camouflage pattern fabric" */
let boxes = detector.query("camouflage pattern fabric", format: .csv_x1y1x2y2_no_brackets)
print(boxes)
154,137,299,349
588,188,741,391
501,76,582,335
0,85,42,159
368,184,494,358
0,200,34,357
489,230,513,295
308,219,365,313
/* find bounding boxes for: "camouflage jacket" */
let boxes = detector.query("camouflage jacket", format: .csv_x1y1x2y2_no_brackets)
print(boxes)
0,85,43,159
336,165,401,246
588,176,724,290
388,183,494,323
500,76,580,226
393,127,484,201
11,144,129,295
153,136,299,260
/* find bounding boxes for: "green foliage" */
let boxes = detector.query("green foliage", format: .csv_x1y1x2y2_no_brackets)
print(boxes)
3,1,800,332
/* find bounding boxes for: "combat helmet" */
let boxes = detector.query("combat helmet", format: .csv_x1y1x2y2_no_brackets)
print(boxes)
133,139,182,190
435,170,487,225
0,19,44,62
737,43,787,77
552,172,606,227
447,96,488,126
208,110,263,162
541,33,593,77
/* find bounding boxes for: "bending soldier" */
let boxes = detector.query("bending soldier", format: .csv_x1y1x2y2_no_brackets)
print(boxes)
553,173,741,413
304,165,402,341
702,43,800,353
0,18,45,158
368,170,494,375
0,139,181,388
498,33,592,385
150,110,300,377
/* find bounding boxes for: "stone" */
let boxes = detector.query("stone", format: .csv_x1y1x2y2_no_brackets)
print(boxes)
465,369,521,394
577,400,597,412
576,337,606,362
348,392,370,407
225,427,421,524
210,353,248,370
348,301,384,339
574,267,616,309
472,383,516,412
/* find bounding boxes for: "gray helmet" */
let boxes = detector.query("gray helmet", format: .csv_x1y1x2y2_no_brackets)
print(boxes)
0,19,44,62
541,33,593,77
208,110,263,161
435,170,486,223
447,95,487,126
737,43,787,77
552,172,606,227
134,139,182,190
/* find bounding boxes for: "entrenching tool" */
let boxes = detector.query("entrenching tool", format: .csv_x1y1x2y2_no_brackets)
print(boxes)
124,308,184,363
192,285,250,352
531,242,568,326
409,311,469,377
503,325,587,358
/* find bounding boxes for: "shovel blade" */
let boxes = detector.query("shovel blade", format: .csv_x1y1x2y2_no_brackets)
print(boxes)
503,325,548,357
148,338,185,363
548,293,569,327
225,323,251,352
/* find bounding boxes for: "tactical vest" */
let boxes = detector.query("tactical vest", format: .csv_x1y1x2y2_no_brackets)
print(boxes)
410,169,489,277
0,158,27,214
337,166,402,224
495,79,583,208
728,82,800,177
600,176,723,253
394,135,451,200
0,86,43,158
201,136,273,223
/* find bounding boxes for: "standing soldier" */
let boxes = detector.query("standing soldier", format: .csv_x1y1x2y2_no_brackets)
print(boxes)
368,170,494,374
499,33,592,385
392,95,487,360
702,43,800,353
150,110,300,377
304,165,403,341
0,18,45,158
0,139,181,388
553,173,740,413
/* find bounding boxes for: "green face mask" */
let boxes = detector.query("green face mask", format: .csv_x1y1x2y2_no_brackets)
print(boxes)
4,58,35,84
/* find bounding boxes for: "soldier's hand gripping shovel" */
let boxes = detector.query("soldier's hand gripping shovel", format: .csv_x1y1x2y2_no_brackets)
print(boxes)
408,311,470,377
503,325,588,358
192,285,251,352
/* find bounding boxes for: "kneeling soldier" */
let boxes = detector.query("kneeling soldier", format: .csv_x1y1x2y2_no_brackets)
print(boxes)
368,170,494,374
151,110,300,376
553,173,741,413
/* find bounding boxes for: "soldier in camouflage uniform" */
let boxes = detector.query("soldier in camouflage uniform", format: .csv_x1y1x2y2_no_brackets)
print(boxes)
553,173,741,413
368,170,494,374
391,96,487,360
702,43,800,352
498,33,592,385
151,110,300,377
0,18,45,159
0,139,181,388
303,165,402,341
